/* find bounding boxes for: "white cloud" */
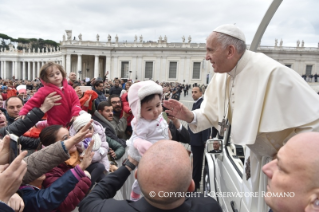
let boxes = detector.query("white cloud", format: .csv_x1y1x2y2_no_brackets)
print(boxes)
1,0,318,47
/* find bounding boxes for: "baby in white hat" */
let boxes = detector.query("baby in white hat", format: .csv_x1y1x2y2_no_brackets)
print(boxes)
70,110,113,172
127,80,170,201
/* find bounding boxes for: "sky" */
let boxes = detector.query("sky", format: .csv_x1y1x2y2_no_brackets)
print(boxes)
1,0,318,47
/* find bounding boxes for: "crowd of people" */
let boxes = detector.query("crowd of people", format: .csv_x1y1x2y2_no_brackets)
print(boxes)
1,23,319,212
0,61,204,211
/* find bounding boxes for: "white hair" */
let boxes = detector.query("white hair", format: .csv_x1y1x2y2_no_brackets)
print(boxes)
213,140,221,145
216,32,246,54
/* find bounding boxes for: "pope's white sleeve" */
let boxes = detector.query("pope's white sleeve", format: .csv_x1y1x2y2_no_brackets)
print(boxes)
188,80,219,133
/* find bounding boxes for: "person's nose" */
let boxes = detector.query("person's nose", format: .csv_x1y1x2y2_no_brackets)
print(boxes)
262,159,276,179
205,53,210,61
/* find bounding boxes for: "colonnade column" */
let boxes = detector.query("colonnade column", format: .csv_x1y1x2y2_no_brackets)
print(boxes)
66,54,71,76
62,54,66,69
11,61,15,79
94,55,99,78
22,61,26,80
4,61,7,79
0,61,3,79
77,54,82,79
38,61,41,78
32,61,36,80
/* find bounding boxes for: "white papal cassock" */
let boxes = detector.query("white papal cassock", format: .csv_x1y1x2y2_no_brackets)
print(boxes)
189,49,319,211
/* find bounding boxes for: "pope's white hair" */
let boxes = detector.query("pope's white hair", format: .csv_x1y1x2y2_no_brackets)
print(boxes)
216,32,246,55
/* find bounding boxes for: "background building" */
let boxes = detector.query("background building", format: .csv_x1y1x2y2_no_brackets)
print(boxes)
0,30,318,85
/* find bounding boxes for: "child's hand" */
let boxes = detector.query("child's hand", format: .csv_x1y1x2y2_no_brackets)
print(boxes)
8,193,24,212
83,95,92,107
133,139,152,156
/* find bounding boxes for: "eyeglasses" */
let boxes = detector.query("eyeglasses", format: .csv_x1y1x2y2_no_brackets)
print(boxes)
111,101,121,105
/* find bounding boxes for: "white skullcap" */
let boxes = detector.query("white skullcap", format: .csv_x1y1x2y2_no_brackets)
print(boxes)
213,24,246,42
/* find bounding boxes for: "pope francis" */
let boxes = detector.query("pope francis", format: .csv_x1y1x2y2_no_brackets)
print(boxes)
163,24,319,211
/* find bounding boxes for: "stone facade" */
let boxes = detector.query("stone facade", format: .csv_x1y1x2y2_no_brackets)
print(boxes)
0,33,319,84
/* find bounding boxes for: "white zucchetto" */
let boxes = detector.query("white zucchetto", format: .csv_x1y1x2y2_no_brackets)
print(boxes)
213,24,246,42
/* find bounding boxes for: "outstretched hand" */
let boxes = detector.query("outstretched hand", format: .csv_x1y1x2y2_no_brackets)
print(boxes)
79,140,94,171
64,120,93,150
163,99,194,123
0,136,11,165
0,151,28,204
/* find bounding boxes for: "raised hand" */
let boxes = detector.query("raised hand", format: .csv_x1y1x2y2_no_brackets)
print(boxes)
64,120,93,150
0,151,28,204
79,140,95,171
163,99,194,123
40,91,62,113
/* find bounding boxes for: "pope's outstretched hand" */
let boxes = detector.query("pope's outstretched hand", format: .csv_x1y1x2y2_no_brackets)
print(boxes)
163,99,194,123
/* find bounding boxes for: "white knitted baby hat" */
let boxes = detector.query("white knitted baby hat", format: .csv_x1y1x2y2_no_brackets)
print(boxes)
72,110,92,132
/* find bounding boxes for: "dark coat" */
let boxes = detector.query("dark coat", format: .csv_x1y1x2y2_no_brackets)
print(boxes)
109,86,122,96
93,111,127,148
42,163,91,212
20,136,40,150
20,169,82,212
79,166,222,212
0,202,14,212
188,98,211,146
169,121,190,144
0,108,44,137
93,88,107,108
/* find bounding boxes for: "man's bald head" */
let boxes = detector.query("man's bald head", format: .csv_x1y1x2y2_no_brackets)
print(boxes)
262,132,319,212
69,72,76,81
138,140,193,205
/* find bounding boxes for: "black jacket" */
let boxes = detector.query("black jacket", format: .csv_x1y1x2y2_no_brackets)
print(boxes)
109,86,122,96
4,111,15,126
0,108,44,138
188,98,211,146
93,111,126,147
20,136,41,150
0,202,14,212
79,166,222,212
169,122,190,144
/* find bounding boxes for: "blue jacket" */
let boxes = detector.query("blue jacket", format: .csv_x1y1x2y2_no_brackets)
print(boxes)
188,97,211,146
93,88,107,108
20,170,80,212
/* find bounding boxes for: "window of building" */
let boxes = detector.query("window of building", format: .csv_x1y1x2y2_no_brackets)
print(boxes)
169,62,177,78
306,65,313,75
193,62,201,79
145,62,153,79
285,64,291,68
121,61,129,78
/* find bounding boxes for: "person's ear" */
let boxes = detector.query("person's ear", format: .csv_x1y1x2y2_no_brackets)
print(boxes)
227,45,236,59
187,180,195,192
305,190,319,212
